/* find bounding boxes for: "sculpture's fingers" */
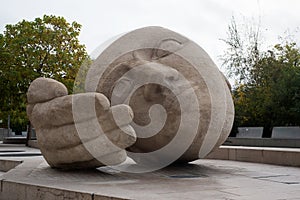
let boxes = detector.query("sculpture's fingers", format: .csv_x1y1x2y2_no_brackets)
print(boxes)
30,93,110,128
104,124,136,149
36,123,82,151
36,114,135,150
98,104,134,132
36,102,135,145
36,121,136,152
27,77,68,104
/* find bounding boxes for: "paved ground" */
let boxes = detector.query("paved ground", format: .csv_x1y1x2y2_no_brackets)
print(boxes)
0,144,300,200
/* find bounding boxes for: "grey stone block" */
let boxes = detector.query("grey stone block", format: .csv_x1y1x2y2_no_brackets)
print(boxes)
236,127,263,138
0,128,9,141
272,126,300,139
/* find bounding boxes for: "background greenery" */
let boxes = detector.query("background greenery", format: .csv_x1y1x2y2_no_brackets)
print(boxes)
0,15,88,132
221,17,300,137
0,15,299,136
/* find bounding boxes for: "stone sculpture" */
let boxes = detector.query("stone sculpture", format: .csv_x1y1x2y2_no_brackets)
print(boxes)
27,26,234,170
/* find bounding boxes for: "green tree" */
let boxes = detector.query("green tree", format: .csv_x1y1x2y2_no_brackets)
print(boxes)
0,15,88,131
221,17,300,137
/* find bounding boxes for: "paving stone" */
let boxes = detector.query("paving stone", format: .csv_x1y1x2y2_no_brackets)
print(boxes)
1,145,300,200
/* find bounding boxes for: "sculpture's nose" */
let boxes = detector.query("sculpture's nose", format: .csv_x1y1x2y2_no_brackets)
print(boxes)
143,67,180,101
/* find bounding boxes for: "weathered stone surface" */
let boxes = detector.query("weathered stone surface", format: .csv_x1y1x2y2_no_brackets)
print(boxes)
85,26,234,166
27,78,136,169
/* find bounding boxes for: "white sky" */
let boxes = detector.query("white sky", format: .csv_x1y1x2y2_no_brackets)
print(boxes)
1,0,300,68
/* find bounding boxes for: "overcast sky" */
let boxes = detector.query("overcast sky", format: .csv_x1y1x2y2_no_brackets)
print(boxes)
1,0,300,68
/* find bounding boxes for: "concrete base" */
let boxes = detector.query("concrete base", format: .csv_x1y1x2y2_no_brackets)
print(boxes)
207,146,300,167
3,137,27,144
224,137,300,148
0,159,22,172
0,145,300,200
27,140,39,149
